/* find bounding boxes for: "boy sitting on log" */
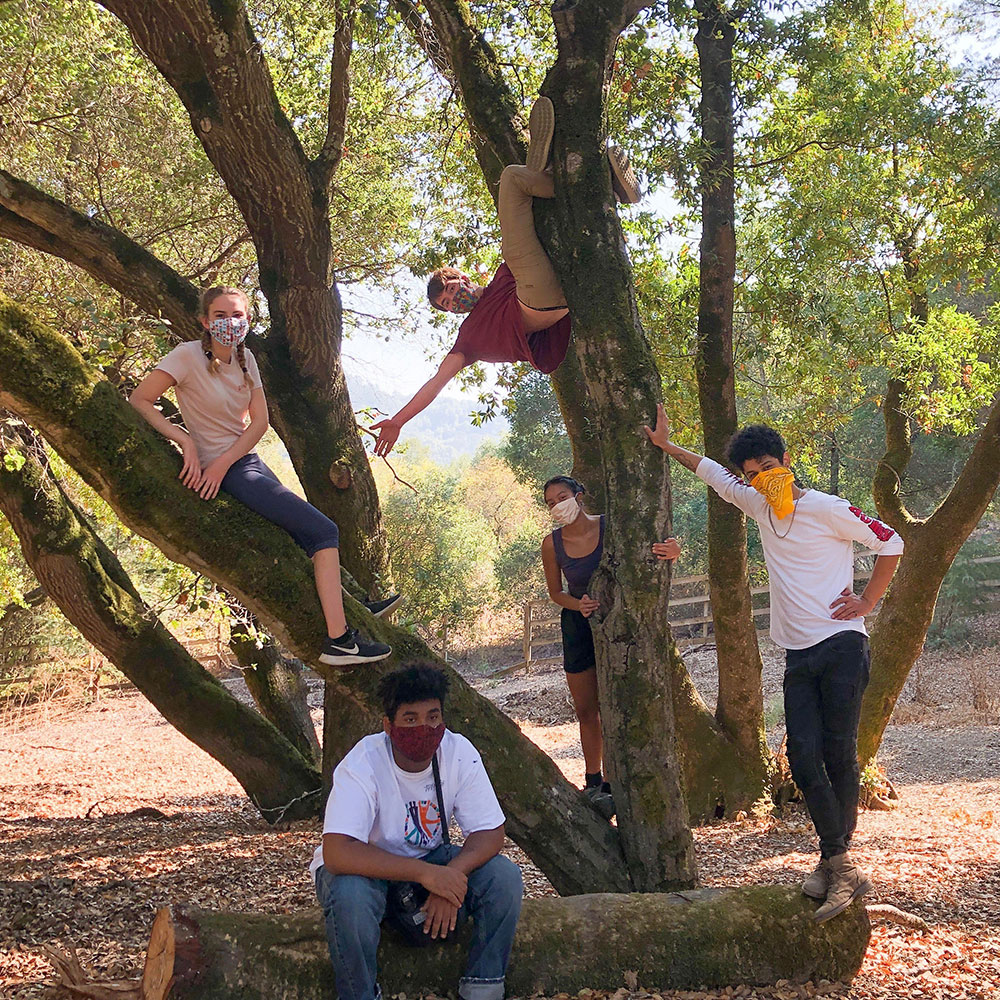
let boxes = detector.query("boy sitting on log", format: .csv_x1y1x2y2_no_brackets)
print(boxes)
645,406,903,923
311,663,523,1000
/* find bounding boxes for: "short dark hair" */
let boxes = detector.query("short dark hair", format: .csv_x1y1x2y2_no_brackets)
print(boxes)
727,424,787,470
377,663,450,721
427,266,464,310
543,475,585,496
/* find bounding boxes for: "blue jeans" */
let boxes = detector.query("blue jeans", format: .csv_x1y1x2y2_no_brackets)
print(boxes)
315,844,523,1000
784,630,871,858
221,453,339,557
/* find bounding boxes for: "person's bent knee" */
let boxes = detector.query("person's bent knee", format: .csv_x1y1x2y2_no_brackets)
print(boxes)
308,536,341,558
480,854,524,902
317,869,384,917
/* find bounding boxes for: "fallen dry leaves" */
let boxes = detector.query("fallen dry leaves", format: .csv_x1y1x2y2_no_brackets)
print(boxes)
1,653,999,1000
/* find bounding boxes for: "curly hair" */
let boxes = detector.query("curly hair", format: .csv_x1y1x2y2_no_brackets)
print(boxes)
727,424,787,470
377,663,450,721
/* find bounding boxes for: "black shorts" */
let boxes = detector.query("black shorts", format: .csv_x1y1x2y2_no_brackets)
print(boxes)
561,607,595,674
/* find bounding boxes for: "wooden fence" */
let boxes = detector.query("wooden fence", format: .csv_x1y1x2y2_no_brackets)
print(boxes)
511,555,1000,675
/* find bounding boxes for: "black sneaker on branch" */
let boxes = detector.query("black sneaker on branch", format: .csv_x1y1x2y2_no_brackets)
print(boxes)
364,594,403,618
319,628,391,669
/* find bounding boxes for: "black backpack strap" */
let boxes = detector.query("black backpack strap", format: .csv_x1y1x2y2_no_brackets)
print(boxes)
431,753,450,845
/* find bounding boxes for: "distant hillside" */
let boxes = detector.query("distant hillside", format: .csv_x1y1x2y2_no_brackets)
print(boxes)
347,375,508,465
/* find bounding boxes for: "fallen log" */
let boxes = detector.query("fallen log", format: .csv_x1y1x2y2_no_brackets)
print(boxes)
167,888,869,997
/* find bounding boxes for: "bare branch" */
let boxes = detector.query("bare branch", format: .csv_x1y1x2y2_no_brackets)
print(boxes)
312,1,355,191
0,172,201,339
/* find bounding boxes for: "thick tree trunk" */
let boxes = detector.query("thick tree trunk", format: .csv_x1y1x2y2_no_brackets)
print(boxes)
167,892,869,998
228,613,322,767
0,297,630,895
693,2,769,800
0,421,323,821
538,5,696,891
95,0,389,593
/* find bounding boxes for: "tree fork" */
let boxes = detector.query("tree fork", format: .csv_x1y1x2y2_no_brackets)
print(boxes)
0,297,630,895
0,419,323,822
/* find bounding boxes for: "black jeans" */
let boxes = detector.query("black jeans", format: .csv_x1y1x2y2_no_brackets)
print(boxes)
784,630,870,859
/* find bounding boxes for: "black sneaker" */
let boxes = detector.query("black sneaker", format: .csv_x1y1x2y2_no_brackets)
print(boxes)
584,784,616,820
319,628,391,668
364,594,402,618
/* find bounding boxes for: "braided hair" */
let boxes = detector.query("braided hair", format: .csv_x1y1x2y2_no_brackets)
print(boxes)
199,285,253,389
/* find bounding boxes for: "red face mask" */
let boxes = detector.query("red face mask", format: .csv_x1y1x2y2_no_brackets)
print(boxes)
389,723,445,763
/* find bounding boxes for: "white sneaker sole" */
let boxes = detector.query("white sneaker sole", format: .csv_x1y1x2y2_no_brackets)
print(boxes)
319,648,392,667
526,97,555,172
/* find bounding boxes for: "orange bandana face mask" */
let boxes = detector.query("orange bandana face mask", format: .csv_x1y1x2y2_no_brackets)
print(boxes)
750,467,795,519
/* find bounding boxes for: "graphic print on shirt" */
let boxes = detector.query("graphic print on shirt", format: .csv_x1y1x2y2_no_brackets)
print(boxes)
848,506,896,543
403,798,442,848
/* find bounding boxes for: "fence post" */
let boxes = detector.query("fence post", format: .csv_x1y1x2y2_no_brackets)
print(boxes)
523,601,532,673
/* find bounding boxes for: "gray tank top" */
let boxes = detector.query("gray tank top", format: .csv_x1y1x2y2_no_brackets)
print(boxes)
552,516,605,599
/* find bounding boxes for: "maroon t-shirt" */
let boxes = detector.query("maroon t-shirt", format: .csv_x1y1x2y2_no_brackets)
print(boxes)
447,263,571,374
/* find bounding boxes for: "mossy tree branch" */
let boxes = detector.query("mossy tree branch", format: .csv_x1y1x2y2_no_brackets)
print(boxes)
0,296,631,895
0,418,323,822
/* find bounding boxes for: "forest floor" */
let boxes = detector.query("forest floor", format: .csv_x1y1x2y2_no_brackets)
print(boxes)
1,632,998,1000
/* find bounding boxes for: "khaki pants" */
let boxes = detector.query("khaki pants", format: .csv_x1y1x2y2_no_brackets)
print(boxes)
498,164,567,310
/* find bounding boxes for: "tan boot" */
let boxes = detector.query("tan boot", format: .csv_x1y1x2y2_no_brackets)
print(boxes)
812,852,872,923
801,858,828,900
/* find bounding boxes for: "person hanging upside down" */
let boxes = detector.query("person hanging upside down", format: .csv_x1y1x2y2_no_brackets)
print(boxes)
130,285,397,669
371,97,640,457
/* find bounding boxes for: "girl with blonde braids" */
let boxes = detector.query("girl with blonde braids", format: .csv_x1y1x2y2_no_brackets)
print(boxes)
131,286,396,667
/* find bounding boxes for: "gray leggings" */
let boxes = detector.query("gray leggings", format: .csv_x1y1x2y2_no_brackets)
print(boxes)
221,453,339,557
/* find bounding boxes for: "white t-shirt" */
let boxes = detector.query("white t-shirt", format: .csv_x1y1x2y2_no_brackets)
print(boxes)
696,458,905,650
309,730,505,877
156,341,263,465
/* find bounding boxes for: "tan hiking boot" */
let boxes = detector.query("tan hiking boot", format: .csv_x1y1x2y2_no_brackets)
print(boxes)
801,858,828,900
607,139,641,204
812,852,872,923
526,96,555,172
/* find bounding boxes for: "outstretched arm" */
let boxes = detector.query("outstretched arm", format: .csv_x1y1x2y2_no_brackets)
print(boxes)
643,403,704,473
371,351,467,457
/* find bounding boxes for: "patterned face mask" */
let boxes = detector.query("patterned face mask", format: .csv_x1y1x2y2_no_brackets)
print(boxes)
446,282,480,314
208,316,249,347
750,466,795,519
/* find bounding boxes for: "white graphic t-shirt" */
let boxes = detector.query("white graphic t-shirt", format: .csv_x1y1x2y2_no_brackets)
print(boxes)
309,729,505,877
696,458,905,650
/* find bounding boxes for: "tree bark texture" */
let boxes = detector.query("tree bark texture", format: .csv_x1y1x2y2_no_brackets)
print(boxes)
0,421,323,821
536,2,696,891
0,297,630,896
167,891,869,998
228,615,322,767
692,3,769,798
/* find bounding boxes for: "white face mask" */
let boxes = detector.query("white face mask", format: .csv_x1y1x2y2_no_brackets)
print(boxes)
550,495,581,527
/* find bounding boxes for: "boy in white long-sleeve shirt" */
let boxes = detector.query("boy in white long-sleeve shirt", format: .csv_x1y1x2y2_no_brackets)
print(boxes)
645,406,903,923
